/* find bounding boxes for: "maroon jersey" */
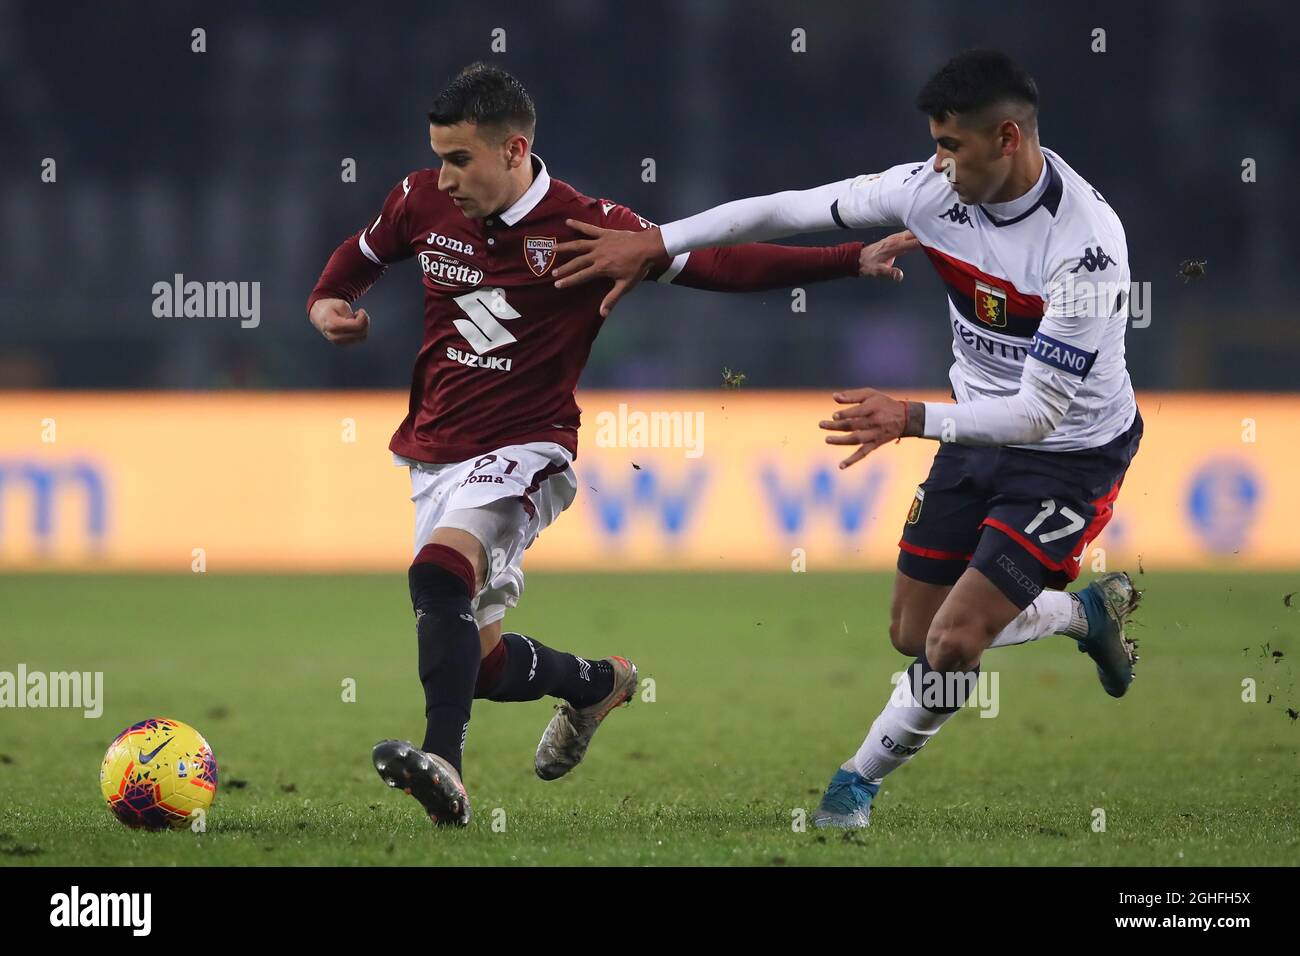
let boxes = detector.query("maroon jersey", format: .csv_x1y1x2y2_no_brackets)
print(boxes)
308,156,863,463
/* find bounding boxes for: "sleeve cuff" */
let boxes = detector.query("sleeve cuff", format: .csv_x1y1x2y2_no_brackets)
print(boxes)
656,251,690,284
921,402,945,440
358,231,384,265
658,221,687,258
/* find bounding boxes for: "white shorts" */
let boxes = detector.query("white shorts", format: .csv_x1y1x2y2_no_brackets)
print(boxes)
396,441,577,629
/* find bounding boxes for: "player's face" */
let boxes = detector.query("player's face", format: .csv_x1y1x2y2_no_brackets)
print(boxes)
429,121,524,220
928,115,1012,205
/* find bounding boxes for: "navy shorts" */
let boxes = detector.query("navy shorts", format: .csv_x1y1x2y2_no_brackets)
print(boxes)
897,408,1143,610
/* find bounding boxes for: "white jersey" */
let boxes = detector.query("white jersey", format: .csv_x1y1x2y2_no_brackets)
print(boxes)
659,147,1137,452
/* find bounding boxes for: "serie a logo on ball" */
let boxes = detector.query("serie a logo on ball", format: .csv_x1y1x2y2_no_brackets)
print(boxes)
99,717,218,830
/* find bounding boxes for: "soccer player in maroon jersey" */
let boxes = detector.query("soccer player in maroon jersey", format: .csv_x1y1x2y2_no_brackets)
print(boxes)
306,63,909,826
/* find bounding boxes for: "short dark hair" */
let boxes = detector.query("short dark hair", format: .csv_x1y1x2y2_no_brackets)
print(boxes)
915,50,1038,126
427,62,536,136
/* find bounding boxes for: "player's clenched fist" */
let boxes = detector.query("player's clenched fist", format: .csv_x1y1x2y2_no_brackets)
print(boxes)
310,297,370,346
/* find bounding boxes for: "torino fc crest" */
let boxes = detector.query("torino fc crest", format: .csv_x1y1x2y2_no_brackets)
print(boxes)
525,236,557,276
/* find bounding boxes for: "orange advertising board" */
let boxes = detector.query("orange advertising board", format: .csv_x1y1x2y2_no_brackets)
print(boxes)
0,391,1293,571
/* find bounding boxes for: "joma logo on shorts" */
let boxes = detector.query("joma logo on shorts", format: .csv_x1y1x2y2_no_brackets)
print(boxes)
460,474,504,487
446,347,512,371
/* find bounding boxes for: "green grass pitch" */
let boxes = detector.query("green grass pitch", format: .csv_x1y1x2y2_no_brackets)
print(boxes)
1,571,1296,866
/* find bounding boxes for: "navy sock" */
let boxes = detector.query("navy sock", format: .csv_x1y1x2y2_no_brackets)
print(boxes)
476,632,614,708
906,652,980,713
409,545,481,774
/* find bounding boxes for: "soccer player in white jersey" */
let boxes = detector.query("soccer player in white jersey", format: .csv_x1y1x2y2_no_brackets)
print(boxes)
551,50,1144,828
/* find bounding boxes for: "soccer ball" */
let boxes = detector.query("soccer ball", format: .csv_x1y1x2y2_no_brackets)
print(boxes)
99,717,218,830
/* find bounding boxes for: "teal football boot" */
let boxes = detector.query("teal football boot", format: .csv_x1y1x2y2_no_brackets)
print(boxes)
812,767,880,829
1074,571,1143,698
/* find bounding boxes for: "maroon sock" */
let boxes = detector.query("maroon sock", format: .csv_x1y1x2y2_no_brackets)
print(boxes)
474,638,508,697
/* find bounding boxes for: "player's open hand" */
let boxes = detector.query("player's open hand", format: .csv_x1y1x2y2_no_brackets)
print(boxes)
857,230,920,281
819,387,910,469
310,297,370,346
553,220,665,317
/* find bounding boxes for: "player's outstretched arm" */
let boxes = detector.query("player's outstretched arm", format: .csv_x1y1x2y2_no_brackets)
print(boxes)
821,355,1080,468
662,229,919,293
553,166,919,314
819,363,1076,468
553,180,850,313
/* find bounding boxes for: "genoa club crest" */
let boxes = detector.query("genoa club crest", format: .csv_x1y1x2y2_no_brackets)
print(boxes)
525,236,557,277
974,281,1007,328
906,487,925,525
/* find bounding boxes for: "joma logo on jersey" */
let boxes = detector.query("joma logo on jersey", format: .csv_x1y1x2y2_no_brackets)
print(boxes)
525,236,556,277
446,346,513,372
426,231,475,255
974,281,1008,328
419,251,483,288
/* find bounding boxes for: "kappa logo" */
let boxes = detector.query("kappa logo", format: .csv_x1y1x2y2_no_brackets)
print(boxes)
974,281,1008,328
938,203,973,227
1070,246,1115,273
525,236,557,276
